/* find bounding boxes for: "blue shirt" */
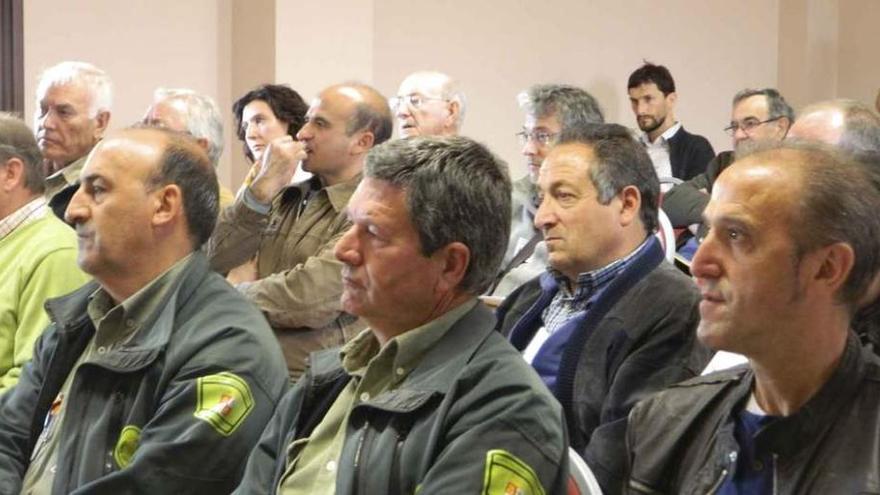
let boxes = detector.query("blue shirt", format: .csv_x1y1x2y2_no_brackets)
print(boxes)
718,408,778,495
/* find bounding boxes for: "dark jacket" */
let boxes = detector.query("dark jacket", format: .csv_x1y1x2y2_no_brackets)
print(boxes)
667,126,716,181
0,253,289,494
662,150,735,228
496,237,710,494
625,333,880,494
233,303,570,494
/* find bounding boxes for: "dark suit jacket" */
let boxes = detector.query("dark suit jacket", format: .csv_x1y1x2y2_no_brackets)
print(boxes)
667,126,715,180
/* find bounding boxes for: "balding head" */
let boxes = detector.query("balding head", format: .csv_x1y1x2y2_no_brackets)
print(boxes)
65,127,217,300
393,71,466,138
143,88,224,168
789,99,880,156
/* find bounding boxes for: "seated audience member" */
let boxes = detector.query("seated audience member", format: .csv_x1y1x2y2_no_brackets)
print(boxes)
626,144,880,493
36,61,112,221
143,87,235,206
207,83,392,380
232,84,309,196
391,70,465,138
234,136,568,494
490,84,604,298
663,88,793,231
627,61,714,180
0,128,288,493
0,114,88,394
495,123,710,493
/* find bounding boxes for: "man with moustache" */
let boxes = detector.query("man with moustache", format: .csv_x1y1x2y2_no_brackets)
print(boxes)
207,83,392,380
35,61,112,221
627,62,714,181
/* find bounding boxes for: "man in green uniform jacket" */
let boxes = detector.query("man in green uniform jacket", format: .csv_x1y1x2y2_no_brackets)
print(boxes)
234,137,569,494
0,128,289,494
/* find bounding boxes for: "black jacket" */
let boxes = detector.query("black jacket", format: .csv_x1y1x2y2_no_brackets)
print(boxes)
495,238,711,494
667,126,715,181
625,333,880,494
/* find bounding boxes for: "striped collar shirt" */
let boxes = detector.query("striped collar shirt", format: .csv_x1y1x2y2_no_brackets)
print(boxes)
0,196,49,241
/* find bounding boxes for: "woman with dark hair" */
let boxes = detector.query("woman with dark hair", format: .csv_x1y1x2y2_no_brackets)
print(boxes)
233,84,308,194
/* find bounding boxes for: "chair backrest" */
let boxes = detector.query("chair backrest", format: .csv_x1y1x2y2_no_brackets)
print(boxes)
655,208,676,264
567,447,603,495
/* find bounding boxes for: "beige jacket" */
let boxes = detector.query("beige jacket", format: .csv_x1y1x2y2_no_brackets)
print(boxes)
207,174,365,379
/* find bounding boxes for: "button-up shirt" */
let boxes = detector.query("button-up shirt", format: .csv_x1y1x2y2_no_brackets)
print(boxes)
639,122,681,180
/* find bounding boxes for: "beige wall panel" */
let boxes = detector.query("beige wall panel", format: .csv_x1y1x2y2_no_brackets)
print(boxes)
837,0,880,106
23,0,231,183
369,0,779,178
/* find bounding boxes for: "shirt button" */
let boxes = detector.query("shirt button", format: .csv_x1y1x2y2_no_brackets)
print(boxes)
360,392,370,402
753,460,764,471
396,367,405,376
97,346,107,354
125,319,136,329
326,460,337,473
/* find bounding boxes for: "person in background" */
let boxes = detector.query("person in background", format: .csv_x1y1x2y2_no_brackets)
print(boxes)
391,70,466,138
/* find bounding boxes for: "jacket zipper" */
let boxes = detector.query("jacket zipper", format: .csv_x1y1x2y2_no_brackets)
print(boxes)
706,451,737,495
772,453,778,494
352,422,373,495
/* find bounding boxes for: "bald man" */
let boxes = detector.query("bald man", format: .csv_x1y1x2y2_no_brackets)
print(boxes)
0,127,287,493
391,71,466,138
208,83,393,379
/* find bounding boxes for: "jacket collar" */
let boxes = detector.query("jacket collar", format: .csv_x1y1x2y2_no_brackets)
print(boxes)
44,252,211,371
281,172,362,213
722,332,867,458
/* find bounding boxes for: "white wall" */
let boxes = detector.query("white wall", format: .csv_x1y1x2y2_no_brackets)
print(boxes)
23,0,234,184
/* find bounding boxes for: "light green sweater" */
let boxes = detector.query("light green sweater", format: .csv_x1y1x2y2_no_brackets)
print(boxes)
0,212,89,394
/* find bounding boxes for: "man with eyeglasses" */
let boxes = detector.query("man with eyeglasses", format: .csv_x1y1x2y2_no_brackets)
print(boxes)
663,88,793,236
391,71,465,138
487,84,604,298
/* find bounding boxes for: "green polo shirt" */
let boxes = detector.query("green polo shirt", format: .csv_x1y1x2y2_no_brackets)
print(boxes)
20,254,193,495
277,299,478,494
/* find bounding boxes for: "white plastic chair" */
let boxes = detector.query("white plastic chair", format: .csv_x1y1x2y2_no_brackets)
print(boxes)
567,447,603,495
656,208,676,264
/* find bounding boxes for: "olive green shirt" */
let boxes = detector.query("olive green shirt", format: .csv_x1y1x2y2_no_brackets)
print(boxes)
44,155,88,202
19,254,193,494
277,299,479,494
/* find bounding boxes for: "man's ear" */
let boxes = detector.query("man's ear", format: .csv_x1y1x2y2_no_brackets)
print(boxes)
666,91,678,109
0,157,24,192
93,111,111,139
152,183,184,229
810,242,855,299
617,185,642,227
446,100,461,129
350,130,376,155
433,241,471,294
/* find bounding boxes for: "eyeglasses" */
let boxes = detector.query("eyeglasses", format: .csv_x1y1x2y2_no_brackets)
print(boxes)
516,129,558,146
389,94,447,112
724,116,782,136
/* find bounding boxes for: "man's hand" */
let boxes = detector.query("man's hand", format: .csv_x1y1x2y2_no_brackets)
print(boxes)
249,136,307,203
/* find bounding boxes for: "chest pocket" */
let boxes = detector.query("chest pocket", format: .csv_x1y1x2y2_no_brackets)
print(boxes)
347,389,439,495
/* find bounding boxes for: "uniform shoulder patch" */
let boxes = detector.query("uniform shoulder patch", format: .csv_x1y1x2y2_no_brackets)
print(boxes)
114,425,142,469
481,449,545,495
193,371,255,436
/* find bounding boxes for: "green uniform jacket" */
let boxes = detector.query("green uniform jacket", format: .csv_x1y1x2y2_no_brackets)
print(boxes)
233,303,570,494
0,253,289,494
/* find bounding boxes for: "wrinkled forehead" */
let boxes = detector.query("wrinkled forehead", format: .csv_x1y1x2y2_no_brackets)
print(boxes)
710,157,800,223
38,80,92,106
398,74,445,97
732,95,770,120
85,131,166,178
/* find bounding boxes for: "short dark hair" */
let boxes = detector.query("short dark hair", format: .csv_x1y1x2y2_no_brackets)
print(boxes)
627,61,676,95
144,129,219,248
232,84,308,162
364,136,511,294
518,84,605,130
0,112,44,193
344,83,393,145
732,88,795,123
557,123,660,234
